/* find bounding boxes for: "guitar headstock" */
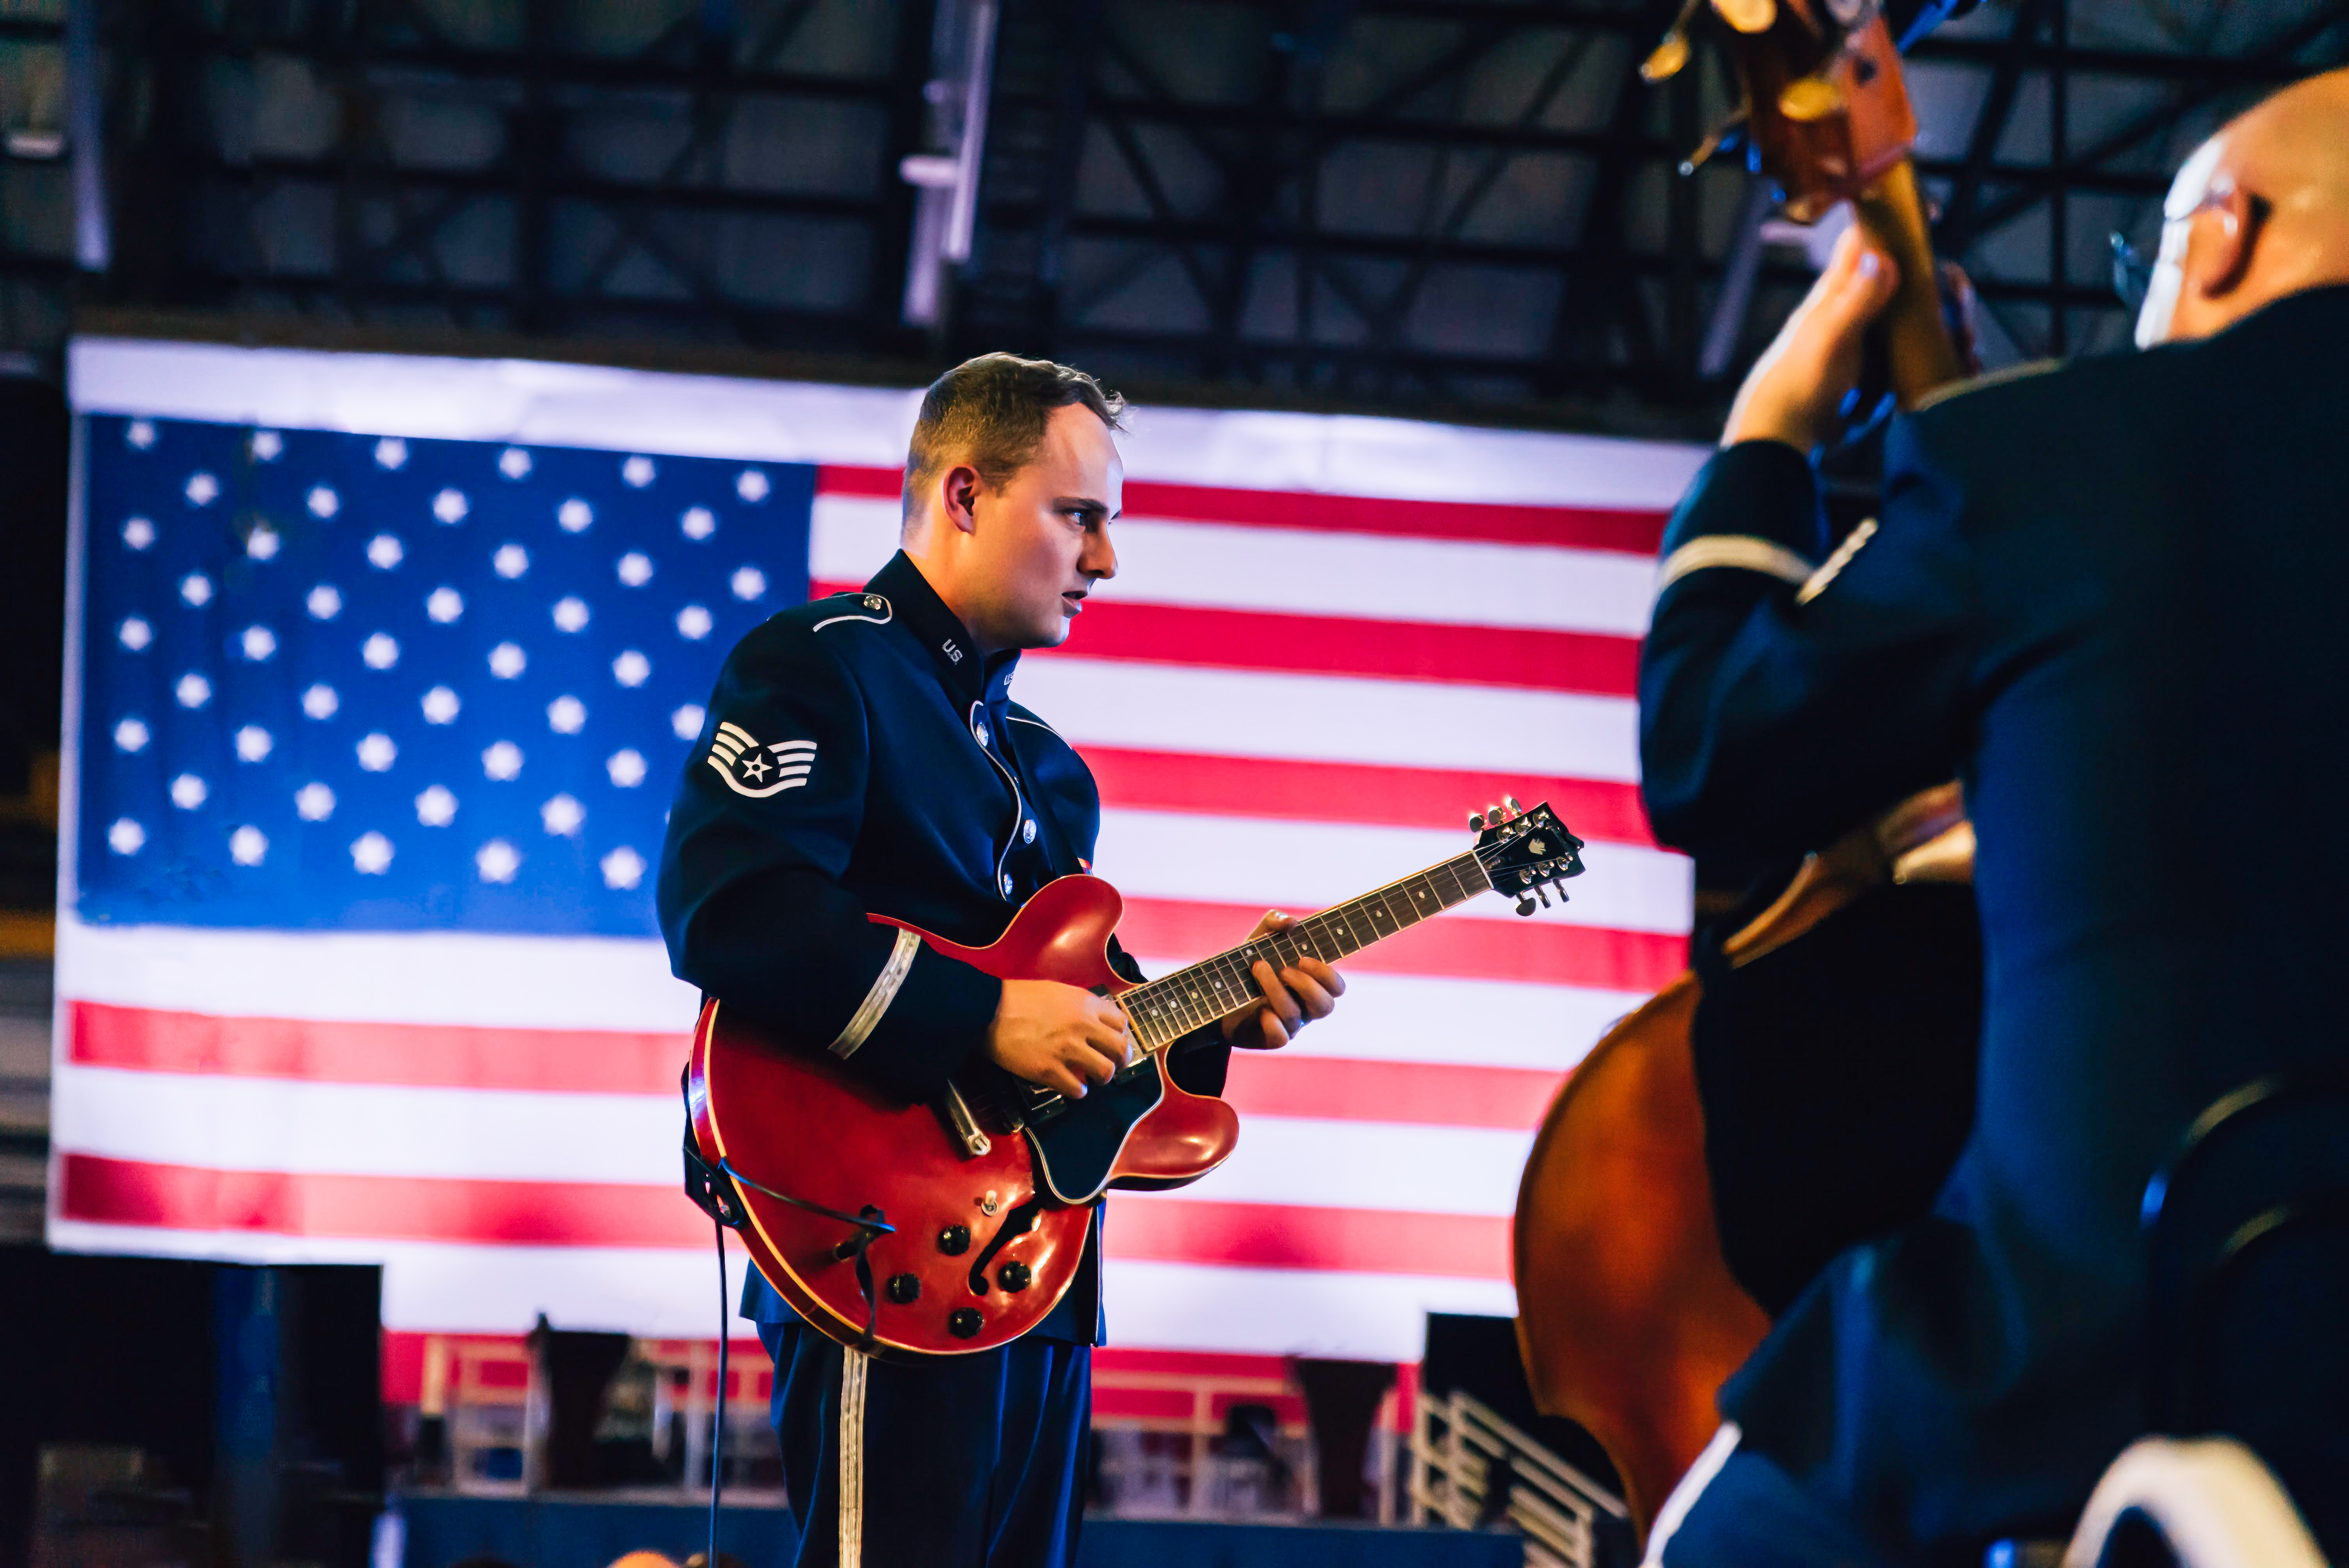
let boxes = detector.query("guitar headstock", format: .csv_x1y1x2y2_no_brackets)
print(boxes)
1469,798,1587,917
1644,0,1916,223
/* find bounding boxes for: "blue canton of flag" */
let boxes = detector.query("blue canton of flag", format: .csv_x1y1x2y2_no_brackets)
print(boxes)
77,415,814,936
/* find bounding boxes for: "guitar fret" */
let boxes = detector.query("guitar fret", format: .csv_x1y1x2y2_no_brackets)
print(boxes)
1113,835,1542,1057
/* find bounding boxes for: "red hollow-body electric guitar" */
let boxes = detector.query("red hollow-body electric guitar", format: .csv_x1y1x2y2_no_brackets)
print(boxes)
686,801,1583,1359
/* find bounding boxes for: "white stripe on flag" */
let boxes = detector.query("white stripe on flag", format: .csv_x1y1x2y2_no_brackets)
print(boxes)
1012,659,1640,782
1121,1118,1533,1218
1117,963,1638,1073
53,1068,1535,1219
70,340,1705,507
57,915,697,1028
1096,808,1690,934
1100,1258,1517,1361
51,1066,681,1184
812,496,1660,636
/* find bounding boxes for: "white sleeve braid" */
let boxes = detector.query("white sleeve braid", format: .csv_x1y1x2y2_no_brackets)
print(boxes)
1655,536,1817,597
827,926,921,1058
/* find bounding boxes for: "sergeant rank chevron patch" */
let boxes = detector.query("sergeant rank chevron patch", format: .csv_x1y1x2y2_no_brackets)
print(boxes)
708,721,817,798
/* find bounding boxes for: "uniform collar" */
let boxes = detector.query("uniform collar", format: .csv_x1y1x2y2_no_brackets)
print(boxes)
866,551,1020,708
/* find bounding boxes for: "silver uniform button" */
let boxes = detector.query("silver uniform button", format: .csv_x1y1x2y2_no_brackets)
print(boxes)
864,594,884,611
975,720,990,747
1023,819,1036,843
1000,873,1014,896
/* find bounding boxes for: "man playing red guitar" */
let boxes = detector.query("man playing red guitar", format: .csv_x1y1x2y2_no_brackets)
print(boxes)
658,352,1343,1567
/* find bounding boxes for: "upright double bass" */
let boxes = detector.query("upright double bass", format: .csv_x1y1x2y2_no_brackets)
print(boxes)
1511,1,1980,1537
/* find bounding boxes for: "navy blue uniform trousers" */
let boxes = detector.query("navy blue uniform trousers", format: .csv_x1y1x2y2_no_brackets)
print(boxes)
757,1319,1090,1568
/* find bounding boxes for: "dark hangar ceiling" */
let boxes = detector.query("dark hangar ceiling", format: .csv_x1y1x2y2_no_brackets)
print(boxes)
0,0,2343,437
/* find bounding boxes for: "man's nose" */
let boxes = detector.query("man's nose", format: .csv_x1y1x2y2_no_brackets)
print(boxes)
1082,531,1117,582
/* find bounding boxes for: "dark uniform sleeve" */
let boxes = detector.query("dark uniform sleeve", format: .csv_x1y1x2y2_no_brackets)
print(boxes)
1639,432,1982,861
1105,933,1230,1096
657,623,1002,1102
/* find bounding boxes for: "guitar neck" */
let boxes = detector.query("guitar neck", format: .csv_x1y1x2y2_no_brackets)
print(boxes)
1120,850,1494,1051
1855,159,1965,407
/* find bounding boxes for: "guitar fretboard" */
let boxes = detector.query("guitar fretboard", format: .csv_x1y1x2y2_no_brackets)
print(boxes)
1121,850,1495,1051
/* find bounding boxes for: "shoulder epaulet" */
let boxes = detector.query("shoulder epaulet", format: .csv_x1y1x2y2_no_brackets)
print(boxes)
812,592,892,632
1912,357,2064,414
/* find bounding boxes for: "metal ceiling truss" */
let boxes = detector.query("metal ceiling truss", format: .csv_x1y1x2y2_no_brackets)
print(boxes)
0,0,2343,431
956,0,2349,419
6,0,937,355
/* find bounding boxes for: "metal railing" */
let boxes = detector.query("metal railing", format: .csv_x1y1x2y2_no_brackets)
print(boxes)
1408,1387,1630,1568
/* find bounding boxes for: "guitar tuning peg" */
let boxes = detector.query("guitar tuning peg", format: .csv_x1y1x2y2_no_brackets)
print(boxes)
1535,883,1552,908
1486,802,1506,824
1505,796,1524,816
1468,811,1485,831
1515,895,1538,917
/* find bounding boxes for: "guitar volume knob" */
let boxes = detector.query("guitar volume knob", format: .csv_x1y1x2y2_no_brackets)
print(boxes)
886,1272,921,1304
998,1260,1031,1293
937,1224,971,1255
948,1308,983,1339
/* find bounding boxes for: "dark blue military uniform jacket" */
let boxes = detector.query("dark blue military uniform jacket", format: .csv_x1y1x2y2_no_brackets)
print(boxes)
1641,285,2349,1553
658,550,1229,1343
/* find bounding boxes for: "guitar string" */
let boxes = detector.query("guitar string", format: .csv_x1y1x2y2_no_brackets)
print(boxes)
1122,824,1581,1050
1111,833,1567,1052
1119,853,1491,1049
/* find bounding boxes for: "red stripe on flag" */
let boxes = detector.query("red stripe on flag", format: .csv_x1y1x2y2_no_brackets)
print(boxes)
1221,1052,1563,1131
1118,896,1686,993
59,1154,1509,1278
68,1002,1570,1128
70,1001,689,1094
1079,747,1658,848
58,1153,709,1247
816,464,1666,554
808,583,1640,698
1105,1196,1510,1280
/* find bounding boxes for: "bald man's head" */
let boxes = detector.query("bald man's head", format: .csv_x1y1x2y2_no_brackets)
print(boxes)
2137,67,2349,347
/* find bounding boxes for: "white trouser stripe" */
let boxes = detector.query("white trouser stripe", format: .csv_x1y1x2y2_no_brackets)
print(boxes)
829,927,921,1058
1654,535,1816,596
839,1346,868,1568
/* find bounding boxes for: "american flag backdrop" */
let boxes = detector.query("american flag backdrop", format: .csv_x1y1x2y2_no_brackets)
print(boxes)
53,337,1704,1374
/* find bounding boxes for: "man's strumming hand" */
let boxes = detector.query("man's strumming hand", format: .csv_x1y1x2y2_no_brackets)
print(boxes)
1723,224,1902,453
1222,910,1346,1051
986,978,1132,1098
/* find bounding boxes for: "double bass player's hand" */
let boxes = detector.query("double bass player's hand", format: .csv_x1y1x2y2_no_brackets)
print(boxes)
1725,226,1902,452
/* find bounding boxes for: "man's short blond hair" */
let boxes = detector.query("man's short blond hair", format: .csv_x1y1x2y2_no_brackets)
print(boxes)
902,353,1125,528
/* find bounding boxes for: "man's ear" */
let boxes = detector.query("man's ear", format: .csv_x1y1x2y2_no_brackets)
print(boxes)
942,464,983,536
2193,185,2262,301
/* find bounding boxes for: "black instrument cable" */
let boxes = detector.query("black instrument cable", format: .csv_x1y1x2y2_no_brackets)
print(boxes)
680,1068,897,1568
708,1215,728,1568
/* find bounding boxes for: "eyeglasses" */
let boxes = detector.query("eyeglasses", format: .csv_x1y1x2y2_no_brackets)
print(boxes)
2111,232,2153,308
2109,189,2271,308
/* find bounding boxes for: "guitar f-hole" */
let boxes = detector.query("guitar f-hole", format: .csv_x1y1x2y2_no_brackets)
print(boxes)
965,1195,1045,1295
